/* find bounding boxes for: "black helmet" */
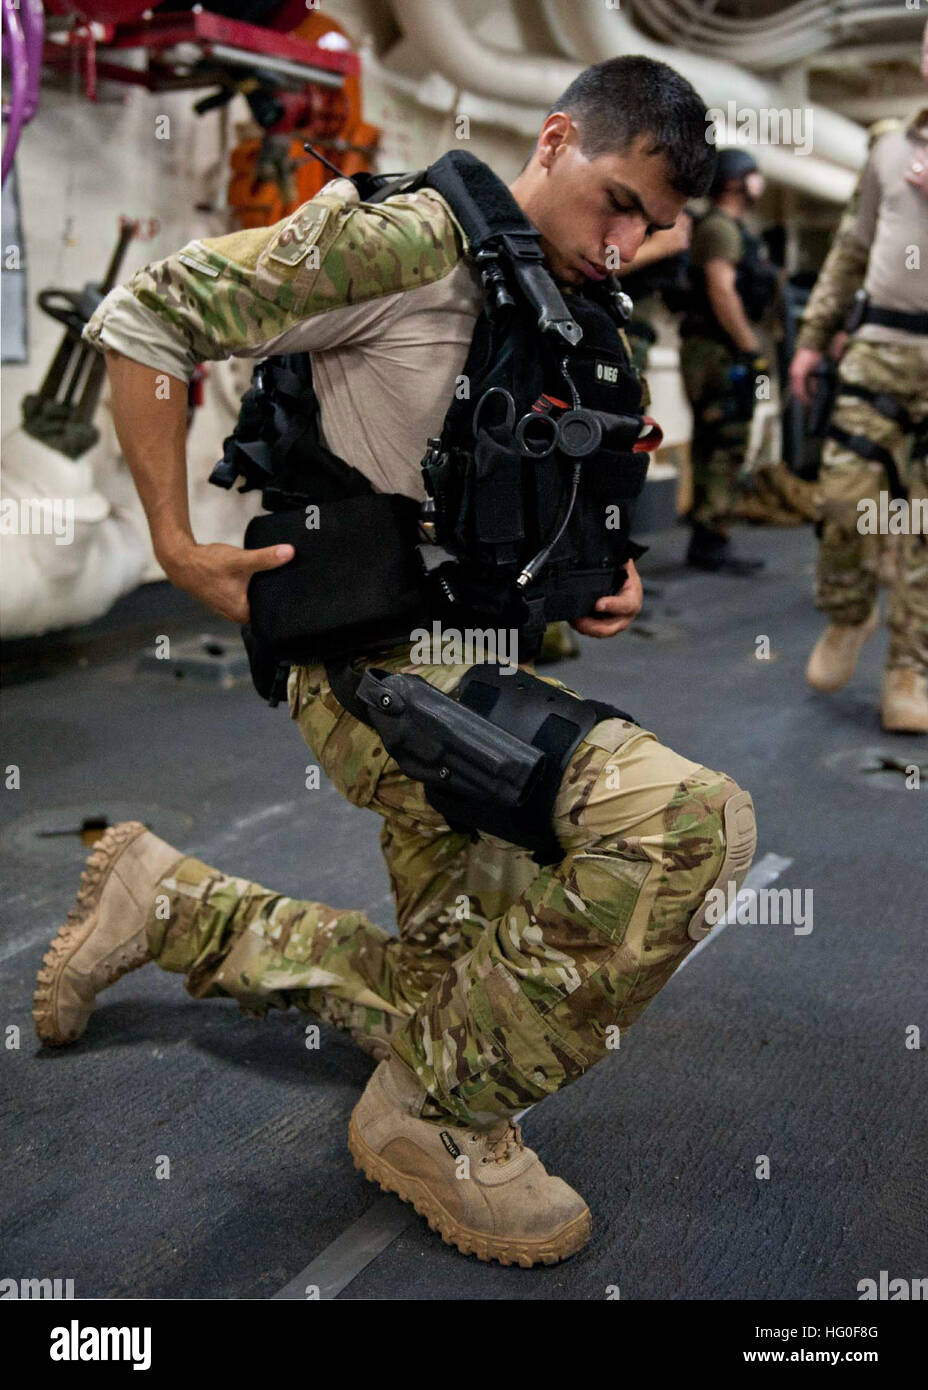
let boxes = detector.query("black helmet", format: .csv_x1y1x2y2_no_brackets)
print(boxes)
711,148,760,197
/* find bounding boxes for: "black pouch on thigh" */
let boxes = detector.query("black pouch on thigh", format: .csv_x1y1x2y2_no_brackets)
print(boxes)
424,664,636,864
344,661,636,865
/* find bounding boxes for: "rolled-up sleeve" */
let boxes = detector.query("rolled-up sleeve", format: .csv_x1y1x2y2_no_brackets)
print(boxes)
81,180,466,381
83,282,202,383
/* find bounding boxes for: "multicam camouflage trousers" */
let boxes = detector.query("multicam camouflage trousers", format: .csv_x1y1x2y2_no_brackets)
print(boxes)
144,645,754,1129
680,336,753,533
816,337,928,672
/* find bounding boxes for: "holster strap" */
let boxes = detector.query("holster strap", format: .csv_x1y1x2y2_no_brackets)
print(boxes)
826,421,907,500
326,659,637,865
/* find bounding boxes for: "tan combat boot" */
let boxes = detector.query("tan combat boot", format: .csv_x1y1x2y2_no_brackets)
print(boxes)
33,821,185,1046
880,668,928,734
806,603,880,692
348,1058,591,1267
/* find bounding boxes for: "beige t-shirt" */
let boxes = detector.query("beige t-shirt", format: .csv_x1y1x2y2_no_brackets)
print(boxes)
84,182,485,499
852,109,928,346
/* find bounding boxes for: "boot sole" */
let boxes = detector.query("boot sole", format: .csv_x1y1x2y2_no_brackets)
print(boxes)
32,821,151,1046
348,1116,591,1268
880,714,928,735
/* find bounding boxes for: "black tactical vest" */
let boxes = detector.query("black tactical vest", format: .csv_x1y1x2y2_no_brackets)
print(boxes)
211,150,660,691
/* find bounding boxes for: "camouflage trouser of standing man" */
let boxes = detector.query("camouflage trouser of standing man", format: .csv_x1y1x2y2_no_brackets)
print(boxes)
142,645,756,1129
680,336,754,533
817,338,928,673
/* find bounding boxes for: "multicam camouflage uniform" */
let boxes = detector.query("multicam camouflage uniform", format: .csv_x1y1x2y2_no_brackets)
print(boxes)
82,171,755,1129
797,109,928,672
145,647,746,1126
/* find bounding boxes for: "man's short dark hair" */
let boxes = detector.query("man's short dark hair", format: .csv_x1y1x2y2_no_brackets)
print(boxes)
549,55,717,199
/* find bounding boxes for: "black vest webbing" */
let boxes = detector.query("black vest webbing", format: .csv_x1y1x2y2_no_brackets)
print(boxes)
213,150,655,694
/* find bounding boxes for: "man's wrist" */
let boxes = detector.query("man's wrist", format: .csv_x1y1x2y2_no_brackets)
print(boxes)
154,530,198,580
796,324,831,354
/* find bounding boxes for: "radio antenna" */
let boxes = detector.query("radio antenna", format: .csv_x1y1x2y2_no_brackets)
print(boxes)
303,143,345,180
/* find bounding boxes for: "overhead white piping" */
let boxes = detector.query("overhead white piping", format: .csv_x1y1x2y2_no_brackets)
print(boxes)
625,0,919,70
391,0,579,108
636,0,834,70
542,0,868,171
389,0,862,201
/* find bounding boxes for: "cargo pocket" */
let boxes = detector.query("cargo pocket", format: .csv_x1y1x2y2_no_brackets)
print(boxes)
287,665,391,807
442,962,592,1120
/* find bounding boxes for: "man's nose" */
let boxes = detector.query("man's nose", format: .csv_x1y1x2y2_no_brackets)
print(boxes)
605,228,646,268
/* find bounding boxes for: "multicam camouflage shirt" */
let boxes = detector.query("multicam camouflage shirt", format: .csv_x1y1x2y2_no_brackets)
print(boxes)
82,177,483,499
83,171,647,498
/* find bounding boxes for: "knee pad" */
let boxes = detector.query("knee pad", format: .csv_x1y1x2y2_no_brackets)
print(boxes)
687,788,757,942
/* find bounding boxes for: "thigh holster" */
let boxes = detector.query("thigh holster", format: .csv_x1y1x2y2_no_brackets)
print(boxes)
327,660,636,865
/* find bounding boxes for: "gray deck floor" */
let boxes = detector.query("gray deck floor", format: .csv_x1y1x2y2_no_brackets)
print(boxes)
2,521,925,1300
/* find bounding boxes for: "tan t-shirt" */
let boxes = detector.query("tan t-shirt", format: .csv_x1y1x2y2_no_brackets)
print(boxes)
83,180,485,499
852,108,928,346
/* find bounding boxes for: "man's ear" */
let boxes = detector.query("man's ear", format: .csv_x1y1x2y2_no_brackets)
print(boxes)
537,112,572,170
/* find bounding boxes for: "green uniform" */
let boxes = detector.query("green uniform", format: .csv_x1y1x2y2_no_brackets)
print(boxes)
679,209,756,534
797,109,928,670
82,174,755,1129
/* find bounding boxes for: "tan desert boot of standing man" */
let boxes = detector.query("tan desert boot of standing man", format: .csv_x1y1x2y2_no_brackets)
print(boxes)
806,602,880,692
881,668,928,733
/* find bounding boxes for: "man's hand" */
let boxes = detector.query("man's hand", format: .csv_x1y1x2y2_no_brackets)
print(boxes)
789,346,825,408
161,539,295,626
570,558,643,638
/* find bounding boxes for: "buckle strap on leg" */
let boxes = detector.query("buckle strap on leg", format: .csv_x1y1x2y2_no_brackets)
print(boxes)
826,423,907,501
428,665,638,864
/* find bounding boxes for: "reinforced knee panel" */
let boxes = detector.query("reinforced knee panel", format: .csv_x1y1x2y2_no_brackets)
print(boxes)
687,789,757,942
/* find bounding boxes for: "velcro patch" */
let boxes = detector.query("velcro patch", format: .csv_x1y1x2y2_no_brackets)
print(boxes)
268,205,331,267
177,252,219,277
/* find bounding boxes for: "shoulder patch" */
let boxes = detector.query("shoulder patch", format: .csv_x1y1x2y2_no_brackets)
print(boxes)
267,204,332,267
267,185,465,315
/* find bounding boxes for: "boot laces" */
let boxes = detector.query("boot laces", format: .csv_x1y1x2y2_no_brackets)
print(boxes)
475,1121,524,1165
